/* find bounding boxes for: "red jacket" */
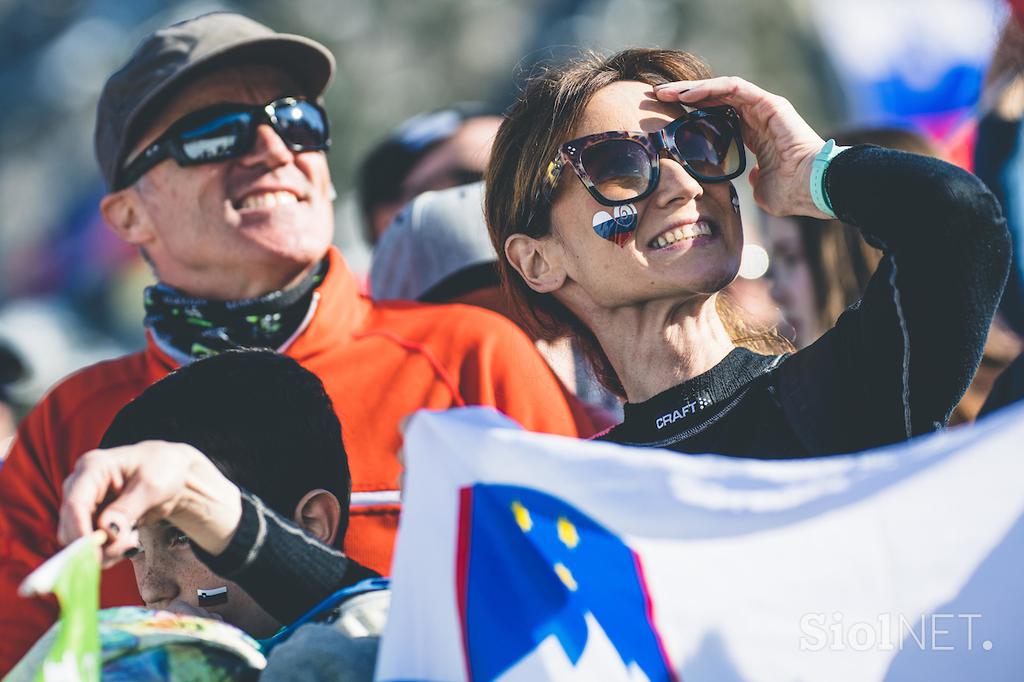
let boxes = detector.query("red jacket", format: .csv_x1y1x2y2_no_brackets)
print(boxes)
0,247,596,671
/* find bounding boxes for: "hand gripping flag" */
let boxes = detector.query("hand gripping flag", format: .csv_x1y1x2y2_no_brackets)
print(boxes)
377,404,1024,681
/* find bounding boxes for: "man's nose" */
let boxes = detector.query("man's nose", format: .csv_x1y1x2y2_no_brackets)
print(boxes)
239,123,294,169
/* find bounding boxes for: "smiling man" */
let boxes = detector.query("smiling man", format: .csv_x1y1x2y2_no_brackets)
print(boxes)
0,12,597,671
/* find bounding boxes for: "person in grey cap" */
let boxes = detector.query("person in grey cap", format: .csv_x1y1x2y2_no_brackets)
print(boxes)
0,12,597,672
371,181,499,305
371,182,622,427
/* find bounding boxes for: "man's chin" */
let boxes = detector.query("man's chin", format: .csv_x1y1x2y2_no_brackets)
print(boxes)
241,229,333,267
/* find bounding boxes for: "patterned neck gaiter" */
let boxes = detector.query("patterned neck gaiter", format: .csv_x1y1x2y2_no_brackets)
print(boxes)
143,259,328,360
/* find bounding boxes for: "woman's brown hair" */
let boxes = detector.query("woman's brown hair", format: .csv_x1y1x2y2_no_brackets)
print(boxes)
485,48,790,397
799,127,940,332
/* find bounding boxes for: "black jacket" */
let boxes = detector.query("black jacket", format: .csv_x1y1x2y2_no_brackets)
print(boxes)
600,145,1011,457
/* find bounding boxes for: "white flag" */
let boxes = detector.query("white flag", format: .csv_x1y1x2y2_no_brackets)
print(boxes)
377,404,1024,681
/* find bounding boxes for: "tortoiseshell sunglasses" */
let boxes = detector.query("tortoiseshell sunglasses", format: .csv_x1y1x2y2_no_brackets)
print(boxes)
540,106,746,208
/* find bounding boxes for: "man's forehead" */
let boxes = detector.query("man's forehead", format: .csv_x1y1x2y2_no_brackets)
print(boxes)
132,63,302,155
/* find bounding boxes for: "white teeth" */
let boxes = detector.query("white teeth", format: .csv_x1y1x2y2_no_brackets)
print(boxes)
240,191,299,210
682,221,712,239
651,221,712,249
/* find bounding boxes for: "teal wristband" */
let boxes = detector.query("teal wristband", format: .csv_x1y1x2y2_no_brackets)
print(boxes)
809,139,849,218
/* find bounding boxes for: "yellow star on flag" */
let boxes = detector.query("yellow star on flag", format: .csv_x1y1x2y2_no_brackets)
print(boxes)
511,501,533,532
557,517,579,549
554,562,578,591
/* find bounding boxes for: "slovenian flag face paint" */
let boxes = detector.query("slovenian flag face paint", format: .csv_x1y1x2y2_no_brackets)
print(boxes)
592,204,638,247
198,586,228,606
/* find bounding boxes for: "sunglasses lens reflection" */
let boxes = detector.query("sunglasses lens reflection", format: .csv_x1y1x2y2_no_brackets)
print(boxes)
274,101,328,148
179,112,252,162
580,139,652,202
177,102,327,164
674,116,740,178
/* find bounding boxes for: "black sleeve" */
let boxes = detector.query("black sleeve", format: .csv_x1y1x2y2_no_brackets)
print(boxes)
191,490,380,625
814,145,1010,447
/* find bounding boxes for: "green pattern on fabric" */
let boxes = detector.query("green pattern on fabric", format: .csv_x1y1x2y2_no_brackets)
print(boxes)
36,539,100,682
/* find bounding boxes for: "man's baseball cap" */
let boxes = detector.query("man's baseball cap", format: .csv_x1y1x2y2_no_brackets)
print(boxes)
95,12,335,190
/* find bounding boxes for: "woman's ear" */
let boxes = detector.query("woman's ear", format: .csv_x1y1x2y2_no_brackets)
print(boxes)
99,189,155,247
505,233,567,294
292,489,342,546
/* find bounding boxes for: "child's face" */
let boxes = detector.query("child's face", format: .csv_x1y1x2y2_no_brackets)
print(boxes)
130,521,282,638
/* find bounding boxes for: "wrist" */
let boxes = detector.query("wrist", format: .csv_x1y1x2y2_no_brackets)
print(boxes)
191,486,242,556
790,151,823,216
174,449,243,555
806,139,850,219
792,149,833,219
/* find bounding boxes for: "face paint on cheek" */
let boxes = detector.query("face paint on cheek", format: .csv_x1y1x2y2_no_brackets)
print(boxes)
198,586,228,606
592,203,639,247
729,185,741,216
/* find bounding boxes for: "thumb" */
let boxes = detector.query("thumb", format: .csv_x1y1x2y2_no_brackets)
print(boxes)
747,164,760,187
96,477,173,555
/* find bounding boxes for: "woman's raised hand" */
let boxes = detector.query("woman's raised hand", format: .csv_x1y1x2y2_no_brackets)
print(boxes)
655,76,831,218
58,441,242,565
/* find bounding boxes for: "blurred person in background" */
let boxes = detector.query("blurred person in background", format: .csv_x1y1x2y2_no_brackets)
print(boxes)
487,48,1009,457
977,6,1024,337
0,342,26,452
0,12,597,673
766,127,1022,423
974,6,1024,417
357,104,502,244
765,127,938,348
370,181,623,428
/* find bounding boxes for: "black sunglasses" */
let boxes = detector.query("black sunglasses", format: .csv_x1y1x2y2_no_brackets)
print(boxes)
542,106,745,209
115,96,331,190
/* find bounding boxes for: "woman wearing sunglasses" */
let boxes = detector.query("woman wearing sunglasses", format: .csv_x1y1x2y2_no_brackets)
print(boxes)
486,49,1009,456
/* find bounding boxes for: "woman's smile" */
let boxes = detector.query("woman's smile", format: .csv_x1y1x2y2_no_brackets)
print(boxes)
645,218,717,251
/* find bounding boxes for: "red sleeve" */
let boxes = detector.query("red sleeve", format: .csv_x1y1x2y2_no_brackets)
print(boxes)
456,319,599,438
0,363,147,674
0,405,63,673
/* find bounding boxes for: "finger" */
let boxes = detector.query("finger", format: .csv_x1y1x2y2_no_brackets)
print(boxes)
96,476,174,558
58,456,119,546
655,76,771,107
57,472,88,547
100,528,139,569
748,164,761,187
165,599,220,620
164,599,202,616
101,523,141,562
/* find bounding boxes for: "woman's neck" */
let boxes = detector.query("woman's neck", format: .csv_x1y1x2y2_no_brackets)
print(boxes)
588,294,735,403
